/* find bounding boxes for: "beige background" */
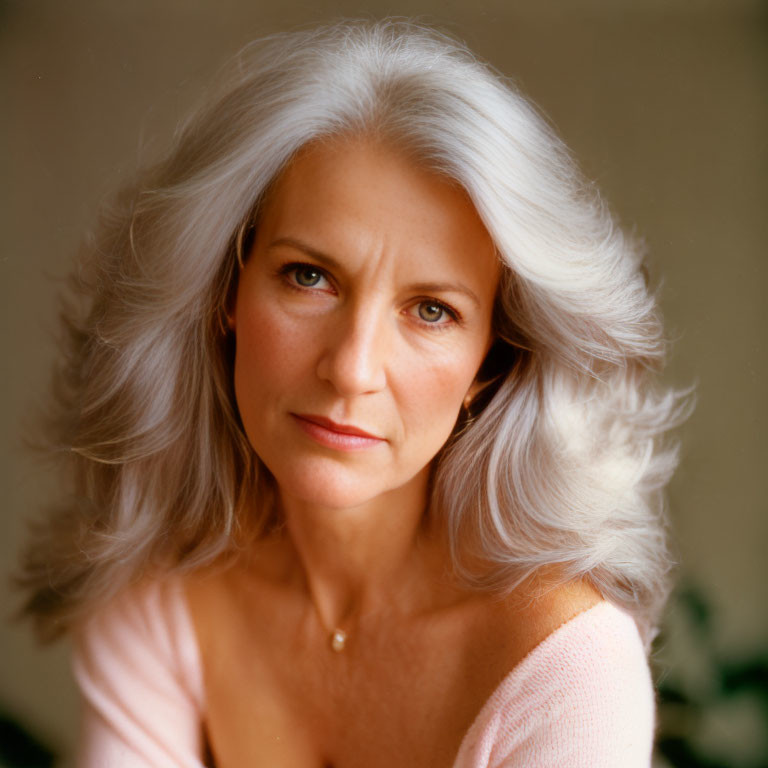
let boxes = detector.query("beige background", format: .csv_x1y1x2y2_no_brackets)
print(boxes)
2,0,766,762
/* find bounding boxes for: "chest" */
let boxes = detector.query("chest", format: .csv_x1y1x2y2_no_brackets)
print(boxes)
204,637,486,768
189,579,520,768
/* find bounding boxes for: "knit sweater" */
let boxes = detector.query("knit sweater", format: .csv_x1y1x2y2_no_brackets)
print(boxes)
72,578,656,767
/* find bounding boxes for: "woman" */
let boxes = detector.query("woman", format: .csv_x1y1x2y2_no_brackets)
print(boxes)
19,19,687,767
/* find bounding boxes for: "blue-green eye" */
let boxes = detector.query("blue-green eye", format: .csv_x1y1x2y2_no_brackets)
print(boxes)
279,262,331,290
294,266,323,287
418,302,446,323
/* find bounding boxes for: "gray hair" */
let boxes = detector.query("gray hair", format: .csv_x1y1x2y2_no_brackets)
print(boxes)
19,19,688,646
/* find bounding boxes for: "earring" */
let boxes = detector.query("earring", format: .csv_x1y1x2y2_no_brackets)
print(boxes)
453,394,476,439
216,306,236,336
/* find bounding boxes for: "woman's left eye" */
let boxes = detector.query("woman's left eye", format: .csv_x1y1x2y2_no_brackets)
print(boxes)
294,266,324,286
412,300,458,327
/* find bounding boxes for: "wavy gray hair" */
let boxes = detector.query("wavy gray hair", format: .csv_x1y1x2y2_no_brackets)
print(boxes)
19,19,688,646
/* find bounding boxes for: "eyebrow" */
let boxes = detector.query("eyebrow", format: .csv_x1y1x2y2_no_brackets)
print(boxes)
268,236,481,307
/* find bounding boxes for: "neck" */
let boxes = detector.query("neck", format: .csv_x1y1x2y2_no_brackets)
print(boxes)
276,465,447,630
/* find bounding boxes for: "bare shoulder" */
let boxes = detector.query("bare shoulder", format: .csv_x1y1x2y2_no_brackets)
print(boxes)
182,556,246,647
517,575,605,645
465,581,654,768
183,537,298,658
480,573,605,671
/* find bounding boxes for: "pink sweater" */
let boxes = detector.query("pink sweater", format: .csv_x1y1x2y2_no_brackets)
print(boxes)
72,578,656,767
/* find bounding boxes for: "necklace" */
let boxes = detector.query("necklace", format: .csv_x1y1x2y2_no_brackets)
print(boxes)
329,628,348,652
308,596,349,652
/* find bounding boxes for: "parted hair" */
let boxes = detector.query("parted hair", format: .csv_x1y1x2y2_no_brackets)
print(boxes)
19,19,688,646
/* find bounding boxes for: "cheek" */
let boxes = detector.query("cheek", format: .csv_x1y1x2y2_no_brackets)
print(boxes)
233,301,315,418
395,350,479,447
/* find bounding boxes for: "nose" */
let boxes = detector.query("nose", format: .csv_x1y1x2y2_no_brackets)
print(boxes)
316,301,389,397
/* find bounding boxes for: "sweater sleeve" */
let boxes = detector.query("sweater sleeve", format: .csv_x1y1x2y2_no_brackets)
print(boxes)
71,578,206,768
455,602,656,768
494,603,655,768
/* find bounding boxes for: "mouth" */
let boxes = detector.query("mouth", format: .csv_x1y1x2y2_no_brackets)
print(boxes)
290,413,386,451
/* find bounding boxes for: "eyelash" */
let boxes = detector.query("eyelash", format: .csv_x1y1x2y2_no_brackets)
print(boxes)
278,262,333,293
276,261,462,330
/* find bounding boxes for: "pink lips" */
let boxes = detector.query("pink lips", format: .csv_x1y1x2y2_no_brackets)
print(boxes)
291,413,385,451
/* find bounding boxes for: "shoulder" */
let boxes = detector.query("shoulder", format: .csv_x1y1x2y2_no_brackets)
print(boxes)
510,599,654,710
72,574,206,765
479,575,605,674
460,596,655,768
74,575,200,696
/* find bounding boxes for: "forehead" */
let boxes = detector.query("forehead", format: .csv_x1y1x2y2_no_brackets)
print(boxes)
255,135,500,296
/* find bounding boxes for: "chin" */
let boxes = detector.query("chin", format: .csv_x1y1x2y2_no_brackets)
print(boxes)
281,482,386,513
271,460,393,511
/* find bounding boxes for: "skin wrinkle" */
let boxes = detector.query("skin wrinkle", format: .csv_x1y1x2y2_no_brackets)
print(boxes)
229,135,500,628
21,23,680,764
267,236,484,309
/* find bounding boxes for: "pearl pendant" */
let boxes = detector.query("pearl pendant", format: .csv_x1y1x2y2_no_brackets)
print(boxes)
330,629,347,652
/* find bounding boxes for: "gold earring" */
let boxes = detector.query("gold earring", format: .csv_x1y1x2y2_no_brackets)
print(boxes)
215,304,236,336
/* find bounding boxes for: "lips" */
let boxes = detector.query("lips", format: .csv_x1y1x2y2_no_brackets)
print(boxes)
292,413,383,440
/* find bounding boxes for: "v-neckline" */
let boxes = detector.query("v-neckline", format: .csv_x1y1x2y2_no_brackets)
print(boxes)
174,577,611,767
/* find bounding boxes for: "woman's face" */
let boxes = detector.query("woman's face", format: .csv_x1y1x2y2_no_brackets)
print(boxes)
231,136,499,510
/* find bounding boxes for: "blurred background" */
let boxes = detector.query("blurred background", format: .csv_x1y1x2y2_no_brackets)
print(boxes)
1,1,766,766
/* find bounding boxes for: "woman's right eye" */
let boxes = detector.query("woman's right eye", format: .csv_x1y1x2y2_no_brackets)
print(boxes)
279,263,332,291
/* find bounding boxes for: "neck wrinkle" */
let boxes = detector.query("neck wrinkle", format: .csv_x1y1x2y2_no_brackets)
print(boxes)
277,464,444,630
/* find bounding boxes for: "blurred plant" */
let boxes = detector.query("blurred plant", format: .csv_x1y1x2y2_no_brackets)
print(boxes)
653,585,768,768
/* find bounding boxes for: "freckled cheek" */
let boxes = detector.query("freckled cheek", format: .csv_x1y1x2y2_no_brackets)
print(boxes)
233,303,321,413
395,356,475,446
